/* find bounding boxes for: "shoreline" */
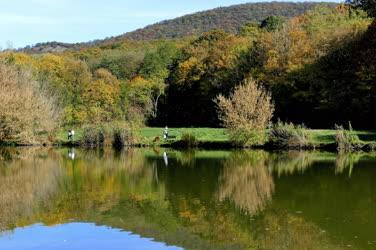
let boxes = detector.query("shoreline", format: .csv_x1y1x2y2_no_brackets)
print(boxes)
2,127,376,152
0,141,369,153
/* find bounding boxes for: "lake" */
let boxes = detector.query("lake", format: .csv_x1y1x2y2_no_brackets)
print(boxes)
0,148,376,250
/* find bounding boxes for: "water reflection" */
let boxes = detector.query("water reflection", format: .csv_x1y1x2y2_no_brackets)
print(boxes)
254,210,342,250
163,151,168,166
335,153,363,177
268,151,315,176
0,223,183,250
218,151,274,215
0,148,62,231
0,148,375,250
68,148,75,160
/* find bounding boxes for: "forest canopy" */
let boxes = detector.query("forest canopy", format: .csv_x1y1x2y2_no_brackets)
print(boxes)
1,3,376,133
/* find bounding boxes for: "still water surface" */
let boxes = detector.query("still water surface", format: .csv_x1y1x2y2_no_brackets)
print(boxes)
0,148,376,250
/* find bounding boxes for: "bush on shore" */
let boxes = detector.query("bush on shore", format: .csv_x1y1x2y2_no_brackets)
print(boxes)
81,125,107,147
269,121,313,149
216,78,274,147
180,133,198,148
112,123,135,149
0,61,60,145
335,123,362,152
80,122,136,148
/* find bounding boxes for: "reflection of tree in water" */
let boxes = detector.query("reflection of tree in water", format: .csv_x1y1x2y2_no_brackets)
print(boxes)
218,151,274,215
268,151,315,176
61,148,165,210
255,210,343,250
0,148,163,232
176,150,196,167
0,148,62,231
0,148,15,161
335,153,363,177
74,148,154,182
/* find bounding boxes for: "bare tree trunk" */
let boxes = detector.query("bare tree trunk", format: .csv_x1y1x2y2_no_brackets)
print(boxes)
151,93,162,118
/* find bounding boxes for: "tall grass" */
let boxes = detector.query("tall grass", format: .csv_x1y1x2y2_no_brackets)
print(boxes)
81,123,136,148
269,121,312,149
180,133,198,148
335,123,361,152
81,125,106,147
112,123,135,149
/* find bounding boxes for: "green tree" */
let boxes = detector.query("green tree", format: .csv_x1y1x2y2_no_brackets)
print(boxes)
348,0,376,17
164,30,250,126
260,16,285,32
140,42,178,79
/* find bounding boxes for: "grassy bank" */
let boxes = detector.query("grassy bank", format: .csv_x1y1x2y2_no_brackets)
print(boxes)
55,127,376,150
56,127,228,146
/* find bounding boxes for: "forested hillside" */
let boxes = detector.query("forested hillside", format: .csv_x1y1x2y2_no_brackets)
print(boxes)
21,2,334,53
123,2,335,40
1,2,376,146
161,5,373,128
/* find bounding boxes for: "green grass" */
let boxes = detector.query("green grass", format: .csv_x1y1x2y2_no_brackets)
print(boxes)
309,129,376,145
56,127,228,145
55,127,376,147
140,127,228,144
56,129,84,144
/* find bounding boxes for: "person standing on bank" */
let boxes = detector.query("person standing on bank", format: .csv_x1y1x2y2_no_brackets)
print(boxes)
163,126,169,140
71,130,75,141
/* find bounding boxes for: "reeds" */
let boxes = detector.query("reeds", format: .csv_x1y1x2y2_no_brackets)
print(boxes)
269,121,312,149
180,133,198,148
335,123,361,152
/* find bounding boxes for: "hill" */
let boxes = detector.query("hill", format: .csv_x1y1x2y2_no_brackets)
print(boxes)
21,2,336,53
6,4,375,130
122,2,336,40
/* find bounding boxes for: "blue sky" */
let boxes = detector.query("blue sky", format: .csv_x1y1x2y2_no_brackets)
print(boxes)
0,0,337,49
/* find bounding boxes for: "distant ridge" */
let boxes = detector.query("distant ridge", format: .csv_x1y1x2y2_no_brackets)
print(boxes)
122,2,336,40
21,1,336,53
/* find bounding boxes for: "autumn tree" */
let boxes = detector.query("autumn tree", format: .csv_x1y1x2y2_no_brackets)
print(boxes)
240,22,263,40
164,30,250,126
260,16,285,32
119,76,156,124
216,78,274,146
0,61,60,144
82,68,120,123
90,49,145,80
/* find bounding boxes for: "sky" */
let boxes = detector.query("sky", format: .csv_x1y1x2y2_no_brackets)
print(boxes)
0,0,337,49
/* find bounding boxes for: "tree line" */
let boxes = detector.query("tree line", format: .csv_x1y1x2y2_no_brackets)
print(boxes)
1,3,376,144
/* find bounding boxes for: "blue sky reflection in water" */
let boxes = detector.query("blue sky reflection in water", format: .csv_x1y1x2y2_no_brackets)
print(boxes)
0,223,183,250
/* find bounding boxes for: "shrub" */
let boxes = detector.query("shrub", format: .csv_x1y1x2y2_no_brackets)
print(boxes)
0,61,60,144
229,129,268,147
335,123,362,152
180,133,198,148
269,121,312,149
216,78,274,147
112,123,134,149
81,125,106,147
